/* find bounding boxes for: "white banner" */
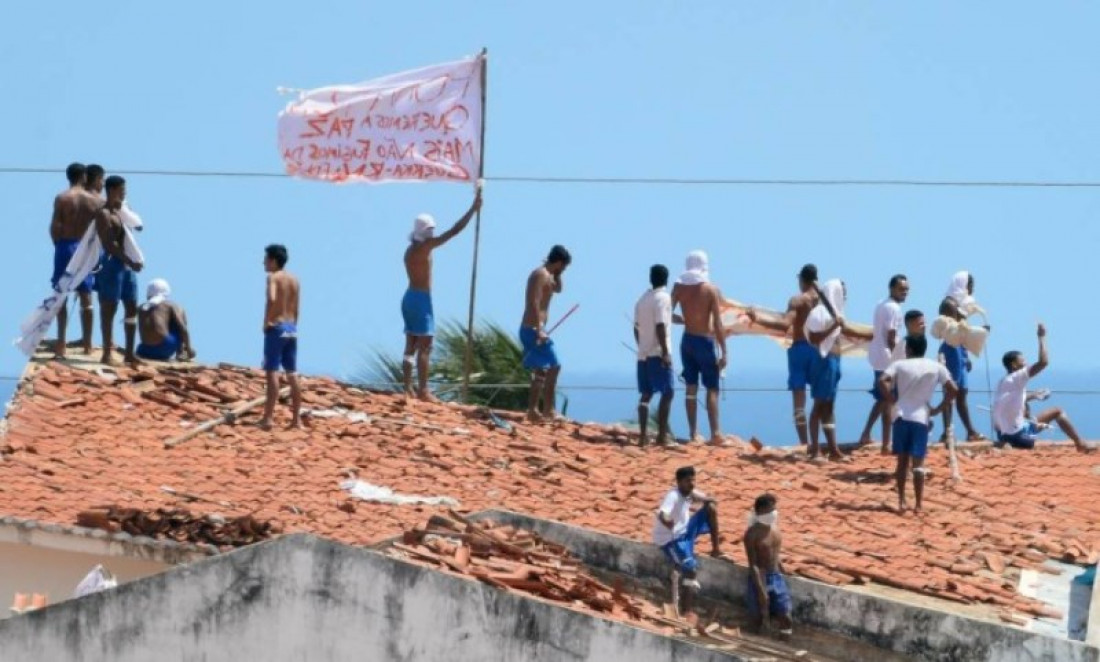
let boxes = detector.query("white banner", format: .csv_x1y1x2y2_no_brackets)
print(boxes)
277,55,483,184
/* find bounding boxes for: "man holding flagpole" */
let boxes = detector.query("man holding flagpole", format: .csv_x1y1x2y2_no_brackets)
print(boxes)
401,186,483,401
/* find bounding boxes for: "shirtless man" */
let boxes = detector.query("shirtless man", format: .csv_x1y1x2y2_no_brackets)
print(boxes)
747,264,826,446
93,176,143,365
744,493,793,635
520,245,571,421
402,188,482,401
136,279,195,362
859,275,909,452
671,250,727,444
259,244,301,431
938,271,986,443
84,164,105,196
49,162,101,357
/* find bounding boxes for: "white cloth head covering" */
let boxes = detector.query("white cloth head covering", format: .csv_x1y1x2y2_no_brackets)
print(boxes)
747,508,779,528
945,271,975,309
409,213,436,243
678,250,709,285
807,278,845,357
142,278,170,311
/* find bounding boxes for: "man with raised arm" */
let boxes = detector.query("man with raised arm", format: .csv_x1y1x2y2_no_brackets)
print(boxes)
859,274,909,452
401,187,482,401
671,251,728,444
994,323,1094,453
879,335,958,513
520,245,571,422
746,264,822,447
259,244,302,431
634,264,674,446
49,162,102,358
93,176,143,365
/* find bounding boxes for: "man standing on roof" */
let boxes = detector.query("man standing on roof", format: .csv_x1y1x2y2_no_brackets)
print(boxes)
634,264,675,446
878,334,958,513
94,176,143,365
653,466,723,617
84,163,105,197
859,274,909,452
259,244,301,431
671,250,728,445
49,162,102,358
746,264,822,447
938,271,986,443
520,245,572,422
993,323,1094,453
136,279,195,362
744,493,793,636
401,187,483,401
905,309,926,338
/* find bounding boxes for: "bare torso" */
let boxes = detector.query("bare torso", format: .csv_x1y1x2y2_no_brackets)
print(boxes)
789,291,817,342
404,242,433,292
522,266,556,329
673,282,721,336
744,525,782,572
95,206,128,260
264,271,300,329
54,187,101,242
139,303,183,345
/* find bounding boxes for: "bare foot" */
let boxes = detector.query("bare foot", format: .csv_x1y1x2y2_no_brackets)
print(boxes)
100,353,117,366
656,434,675,447
706,435,733,447
896,501,908,514
1076,443,1097,454
82,344,94,356
526,410,543,423
880,444,891,456
417,390,440,404
689,434,706,444
124,354,143,367
806,447,820,460
639,433,649,448
967,432,987,442
53,340,67,359
286,420,302,430
827,451,844,462
257,419,274,431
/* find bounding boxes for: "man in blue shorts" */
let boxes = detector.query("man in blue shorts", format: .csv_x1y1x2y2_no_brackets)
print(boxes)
744,493,793,636
259,244,302,431
652,466,723,617
993,323,1094,453
401,188,482,401
938,272,986,443
746,264,823,447
859,274,909,453
521,245,571,421
634,264,674,446
48,162,101,357
93,176,143,365
879,335,958,512
671,251,728,444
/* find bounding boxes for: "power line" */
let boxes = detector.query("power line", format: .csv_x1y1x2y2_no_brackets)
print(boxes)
3,166,1100,188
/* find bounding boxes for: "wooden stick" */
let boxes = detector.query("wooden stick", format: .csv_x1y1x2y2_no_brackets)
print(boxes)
164,388,288,448
160,485,234,508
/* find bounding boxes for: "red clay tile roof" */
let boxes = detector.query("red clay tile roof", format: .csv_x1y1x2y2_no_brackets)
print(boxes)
2,359,1098,621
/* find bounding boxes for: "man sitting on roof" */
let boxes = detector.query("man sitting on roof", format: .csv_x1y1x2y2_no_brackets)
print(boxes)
994,323,1094,453
652,466,724,617
136,279,195,362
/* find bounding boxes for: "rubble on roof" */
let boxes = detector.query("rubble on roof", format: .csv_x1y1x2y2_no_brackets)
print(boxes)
75,506,277,549
1,358,1099,619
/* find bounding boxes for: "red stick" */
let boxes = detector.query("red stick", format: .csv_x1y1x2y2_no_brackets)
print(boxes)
545,304,580,337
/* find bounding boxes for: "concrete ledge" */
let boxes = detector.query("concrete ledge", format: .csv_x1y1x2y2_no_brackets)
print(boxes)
475,509,1100,662
1087,567,1100,647
0,515,216,565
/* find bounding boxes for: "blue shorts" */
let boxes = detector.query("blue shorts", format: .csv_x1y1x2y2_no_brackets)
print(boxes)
680,333,719,390
892,419,930,458
637,357,674,398
660,507,712,573
52,240,93,293
745,572,793,618
519,327,559,371
870,370,897,402
94,255,138,303
997,421,1041,449
787,340,816,391
939,343,969,390
810,353,841,402
401,289,434,336
263,322,298,372
136,331,180,361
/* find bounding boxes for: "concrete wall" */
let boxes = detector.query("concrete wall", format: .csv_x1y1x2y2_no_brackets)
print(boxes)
476,510,1100,662
0,533,743,662
0,542,169,617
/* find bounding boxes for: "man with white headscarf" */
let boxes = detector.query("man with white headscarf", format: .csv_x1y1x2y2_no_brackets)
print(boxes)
671,250,728,444
744,493,792,635
136,279,195,362
937,271,986,442
805,279,872,460
401,187,482,401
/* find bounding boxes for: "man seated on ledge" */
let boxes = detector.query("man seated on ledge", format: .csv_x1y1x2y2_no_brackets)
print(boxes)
136,279,195,362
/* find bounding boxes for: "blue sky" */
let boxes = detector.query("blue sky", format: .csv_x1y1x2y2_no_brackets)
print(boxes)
3,1,1099,398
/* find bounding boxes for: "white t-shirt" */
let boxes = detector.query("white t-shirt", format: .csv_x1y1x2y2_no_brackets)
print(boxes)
634,287,673,360
652,488,695,547
993,369,1030,435
868,298,904,371
883,358,951,425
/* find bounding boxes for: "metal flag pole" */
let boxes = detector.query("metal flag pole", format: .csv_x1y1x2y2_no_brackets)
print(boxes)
461,48,488,403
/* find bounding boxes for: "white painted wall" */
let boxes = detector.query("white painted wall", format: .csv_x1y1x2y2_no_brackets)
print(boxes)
0,541,168,618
